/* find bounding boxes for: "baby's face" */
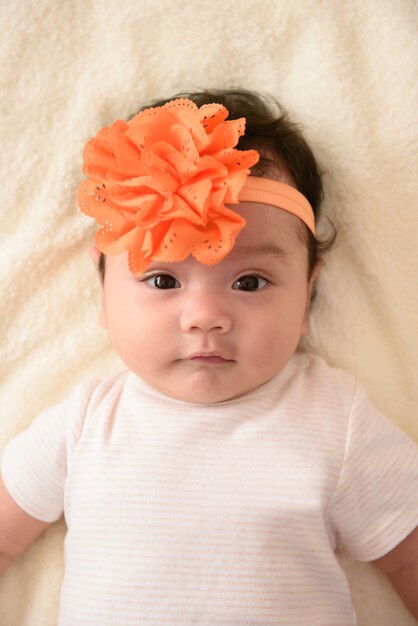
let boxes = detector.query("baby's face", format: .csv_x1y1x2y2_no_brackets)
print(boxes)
100,203,318,403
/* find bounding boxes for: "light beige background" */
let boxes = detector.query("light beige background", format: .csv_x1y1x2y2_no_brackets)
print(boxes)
0,0,417,624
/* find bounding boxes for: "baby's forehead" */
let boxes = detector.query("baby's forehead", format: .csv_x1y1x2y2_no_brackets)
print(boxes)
233,201,305,251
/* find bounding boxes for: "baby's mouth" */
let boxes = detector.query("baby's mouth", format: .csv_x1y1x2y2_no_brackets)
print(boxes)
186,352,234,365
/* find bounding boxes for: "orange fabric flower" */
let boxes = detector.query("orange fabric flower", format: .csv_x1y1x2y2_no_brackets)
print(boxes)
78,99,259,275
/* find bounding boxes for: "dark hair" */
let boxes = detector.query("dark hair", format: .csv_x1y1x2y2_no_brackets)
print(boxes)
98,89,335,280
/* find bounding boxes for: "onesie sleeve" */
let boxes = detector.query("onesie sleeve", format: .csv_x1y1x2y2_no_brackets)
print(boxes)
326,384,418,561
0,380,97,523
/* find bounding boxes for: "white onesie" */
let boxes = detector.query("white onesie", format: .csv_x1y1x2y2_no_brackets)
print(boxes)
2,352,418,625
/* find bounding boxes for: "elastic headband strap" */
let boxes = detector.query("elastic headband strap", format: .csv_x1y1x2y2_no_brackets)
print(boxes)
239,177,316,235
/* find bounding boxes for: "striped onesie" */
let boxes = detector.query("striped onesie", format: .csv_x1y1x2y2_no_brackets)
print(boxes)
2,352,418,625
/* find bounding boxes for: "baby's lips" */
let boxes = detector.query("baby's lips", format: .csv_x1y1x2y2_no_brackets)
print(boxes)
186,351,234,361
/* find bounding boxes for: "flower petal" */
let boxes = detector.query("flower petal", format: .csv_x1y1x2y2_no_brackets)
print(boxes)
204,118,246,155
78,98,260,273
198,103,229,132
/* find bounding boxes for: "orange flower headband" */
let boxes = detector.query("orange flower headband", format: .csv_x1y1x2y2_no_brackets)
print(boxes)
78,98,315,275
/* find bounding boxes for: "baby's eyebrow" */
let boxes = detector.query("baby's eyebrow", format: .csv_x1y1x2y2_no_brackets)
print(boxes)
233,243,289,259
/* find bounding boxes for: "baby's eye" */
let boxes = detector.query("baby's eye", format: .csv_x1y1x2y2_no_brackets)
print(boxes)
232,275,269,292
145,274,181,289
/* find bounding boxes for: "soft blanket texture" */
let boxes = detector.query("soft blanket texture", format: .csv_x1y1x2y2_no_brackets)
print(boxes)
0,1,417,625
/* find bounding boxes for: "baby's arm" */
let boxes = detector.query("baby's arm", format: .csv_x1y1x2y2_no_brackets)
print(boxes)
371,526,418,619
0,477,51,576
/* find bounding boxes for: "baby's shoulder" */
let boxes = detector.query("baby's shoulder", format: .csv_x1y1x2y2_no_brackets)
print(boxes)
80,370,131,412
289,352,359,416
292,351,357,390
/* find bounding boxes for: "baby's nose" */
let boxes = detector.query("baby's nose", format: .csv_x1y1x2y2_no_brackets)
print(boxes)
179,292,232,334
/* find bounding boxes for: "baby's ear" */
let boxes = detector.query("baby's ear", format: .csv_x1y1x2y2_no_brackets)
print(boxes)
88,244,101,265
99,307,108,329
301,258,323,336
309,257,323,300
88,245,108,328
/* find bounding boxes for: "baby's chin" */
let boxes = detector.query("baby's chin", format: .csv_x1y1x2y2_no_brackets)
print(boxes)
128,354,291,405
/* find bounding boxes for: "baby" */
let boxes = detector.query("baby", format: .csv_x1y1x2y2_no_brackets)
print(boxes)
1,90,417,626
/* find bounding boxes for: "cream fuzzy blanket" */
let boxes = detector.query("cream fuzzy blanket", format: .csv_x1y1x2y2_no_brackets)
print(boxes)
0,1,417,625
